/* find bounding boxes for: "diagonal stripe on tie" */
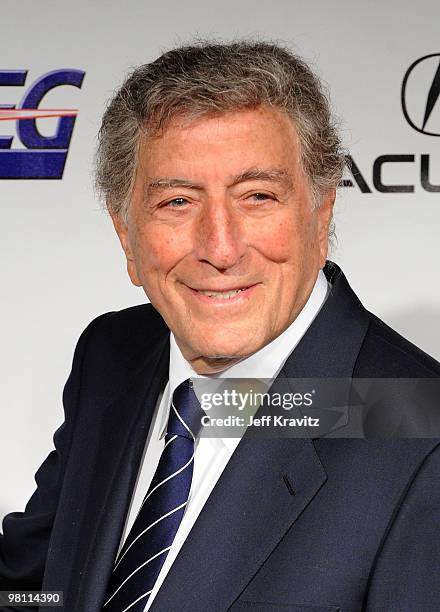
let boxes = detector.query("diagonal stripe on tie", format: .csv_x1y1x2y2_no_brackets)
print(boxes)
103,379,204,612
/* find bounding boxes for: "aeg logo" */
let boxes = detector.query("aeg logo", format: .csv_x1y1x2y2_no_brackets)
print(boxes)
0,69,85,179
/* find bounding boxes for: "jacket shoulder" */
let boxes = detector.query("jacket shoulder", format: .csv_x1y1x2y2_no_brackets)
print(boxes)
85,302,169,350
71,303,170,400
355,311,440,377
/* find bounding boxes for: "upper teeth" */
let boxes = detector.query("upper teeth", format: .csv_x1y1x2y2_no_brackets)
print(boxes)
199,288,246,299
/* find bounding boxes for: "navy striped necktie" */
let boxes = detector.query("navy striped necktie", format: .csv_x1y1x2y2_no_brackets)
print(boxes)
103,379,204,612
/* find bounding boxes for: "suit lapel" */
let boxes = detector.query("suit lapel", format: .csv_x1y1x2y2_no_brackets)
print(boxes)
280,262,370,380
72,331,170,611
150,430,327,611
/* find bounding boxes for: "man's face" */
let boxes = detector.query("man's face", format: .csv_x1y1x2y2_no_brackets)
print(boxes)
112,106,334,373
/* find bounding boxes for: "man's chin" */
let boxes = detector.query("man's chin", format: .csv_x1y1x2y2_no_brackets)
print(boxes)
194,332,259,355
181,335,265,371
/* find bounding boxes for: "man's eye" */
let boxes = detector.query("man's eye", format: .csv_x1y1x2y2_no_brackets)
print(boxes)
165,197,188,208
249,193,273,203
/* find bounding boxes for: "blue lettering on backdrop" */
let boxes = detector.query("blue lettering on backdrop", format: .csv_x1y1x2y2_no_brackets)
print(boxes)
0,69,85,179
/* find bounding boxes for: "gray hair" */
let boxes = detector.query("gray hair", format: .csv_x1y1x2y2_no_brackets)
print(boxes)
96,39,345,227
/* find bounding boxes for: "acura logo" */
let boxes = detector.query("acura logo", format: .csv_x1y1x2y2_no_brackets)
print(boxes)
401,53,440,136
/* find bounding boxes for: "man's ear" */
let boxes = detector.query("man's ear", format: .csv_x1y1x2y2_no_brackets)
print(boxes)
317,189,336,267
110,210,142,287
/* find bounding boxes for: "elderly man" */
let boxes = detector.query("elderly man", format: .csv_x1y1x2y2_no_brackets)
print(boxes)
1,41,439,612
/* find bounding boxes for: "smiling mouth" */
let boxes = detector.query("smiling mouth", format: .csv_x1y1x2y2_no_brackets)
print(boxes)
185,283,258,302
197,288,247,299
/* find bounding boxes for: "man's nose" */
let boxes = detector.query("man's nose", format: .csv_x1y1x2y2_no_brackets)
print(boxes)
194,199,247,270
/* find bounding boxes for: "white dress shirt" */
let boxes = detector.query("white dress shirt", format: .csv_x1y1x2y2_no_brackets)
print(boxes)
118,270,329,611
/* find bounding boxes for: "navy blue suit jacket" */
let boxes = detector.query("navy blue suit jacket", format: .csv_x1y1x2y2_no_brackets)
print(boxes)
1,262,440,612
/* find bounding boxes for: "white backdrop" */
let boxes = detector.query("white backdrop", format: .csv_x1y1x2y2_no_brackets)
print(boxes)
1,0,439,520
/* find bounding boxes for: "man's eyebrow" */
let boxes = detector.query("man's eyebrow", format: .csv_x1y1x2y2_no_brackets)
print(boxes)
230,167,294,190
145,177,203,195
145,167,294,196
